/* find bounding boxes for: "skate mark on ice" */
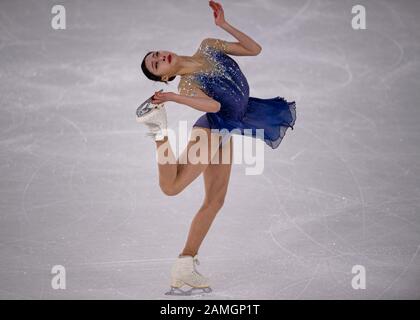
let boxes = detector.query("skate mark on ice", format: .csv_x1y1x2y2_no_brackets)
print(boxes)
268,166,346,258
301,126,368,243
56,114,88,144
295,262,320,299
279,0,313,35
376,244,420,299
21,159,52,224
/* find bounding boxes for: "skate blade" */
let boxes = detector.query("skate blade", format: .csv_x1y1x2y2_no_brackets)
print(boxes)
165,286,212,296
136,102,157,118
136,104,165,121
136,89,163,117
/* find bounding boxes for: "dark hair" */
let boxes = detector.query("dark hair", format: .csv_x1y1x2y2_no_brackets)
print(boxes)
141,51,176,84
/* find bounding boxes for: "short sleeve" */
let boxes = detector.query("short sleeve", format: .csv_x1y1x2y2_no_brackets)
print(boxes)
178,76,200,97
200,38,228,54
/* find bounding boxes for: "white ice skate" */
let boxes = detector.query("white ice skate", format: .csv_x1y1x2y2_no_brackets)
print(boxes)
136,94,167,141
165,255,212,296
136,89,163,118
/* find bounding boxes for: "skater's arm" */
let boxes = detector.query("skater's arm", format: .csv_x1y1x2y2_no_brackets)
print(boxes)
175,77,221,112
173,94,221,113
219,22,262,56
152,88,220,113
208,1,262,56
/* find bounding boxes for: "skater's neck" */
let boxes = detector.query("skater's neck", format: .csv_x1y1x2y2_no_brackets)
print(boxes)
175,55,205,77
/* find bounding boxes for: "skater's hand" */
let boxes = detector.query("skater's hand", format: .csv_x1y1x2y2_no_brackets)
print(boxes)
151,91,175,104
209,1,226,27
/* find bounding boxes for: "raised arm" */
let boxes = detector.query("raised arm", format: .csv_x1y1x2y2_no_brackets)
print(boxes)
209,0,262,56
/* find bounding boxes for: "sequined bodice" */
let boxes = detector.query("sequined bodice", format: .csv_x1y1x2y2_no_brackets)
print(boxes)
178,39,250,121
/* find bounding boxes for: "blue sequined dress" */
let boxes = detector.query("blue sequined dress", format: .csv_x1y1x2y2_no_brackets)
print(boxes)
178,38,296,149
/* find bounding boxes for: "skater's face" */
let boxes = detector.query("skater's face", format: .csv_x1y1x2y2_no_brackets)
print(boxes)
145,50,176,81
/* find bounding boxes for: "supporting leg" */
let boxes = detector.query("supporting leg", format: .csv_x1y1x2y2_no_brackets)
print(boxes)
181,136,233,256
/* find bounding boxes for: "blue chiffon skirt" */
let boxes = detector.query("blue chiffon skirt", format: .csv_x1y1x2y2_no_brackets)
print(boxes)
193,96,296,149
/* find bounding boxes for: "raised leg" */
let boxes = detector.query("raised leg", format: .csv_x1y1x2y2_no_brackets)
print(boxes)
155,126,222,196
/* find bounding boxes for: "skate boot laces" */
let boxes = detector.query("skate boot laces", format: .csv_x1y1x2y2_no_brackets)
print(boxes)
192,255,205,276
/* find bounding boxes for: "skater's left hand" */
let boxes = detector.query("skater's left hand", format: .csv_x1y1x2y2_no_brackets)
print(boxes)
209,1,226,27
151,91,175,104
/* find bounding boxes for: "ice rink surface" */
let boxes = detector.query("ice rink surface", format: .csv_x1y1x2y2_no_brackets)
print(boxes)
0,0,419,299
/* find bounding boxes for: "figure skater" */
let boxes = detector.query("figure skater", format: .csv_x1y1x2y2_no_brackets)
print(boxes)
138,0,296,295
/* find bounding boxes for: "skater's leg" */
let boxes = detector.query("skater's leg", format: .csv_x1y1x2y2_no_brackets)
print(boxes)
181,136,233,257
156,127,221,196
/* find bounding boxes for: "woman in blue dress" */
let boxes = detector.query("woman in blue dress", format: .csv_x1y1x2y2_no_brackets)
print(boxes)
138,1,296,294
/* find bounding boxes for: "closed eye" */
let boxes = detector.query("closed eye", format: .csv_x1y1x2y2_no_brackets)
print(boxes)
155,51,159,70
